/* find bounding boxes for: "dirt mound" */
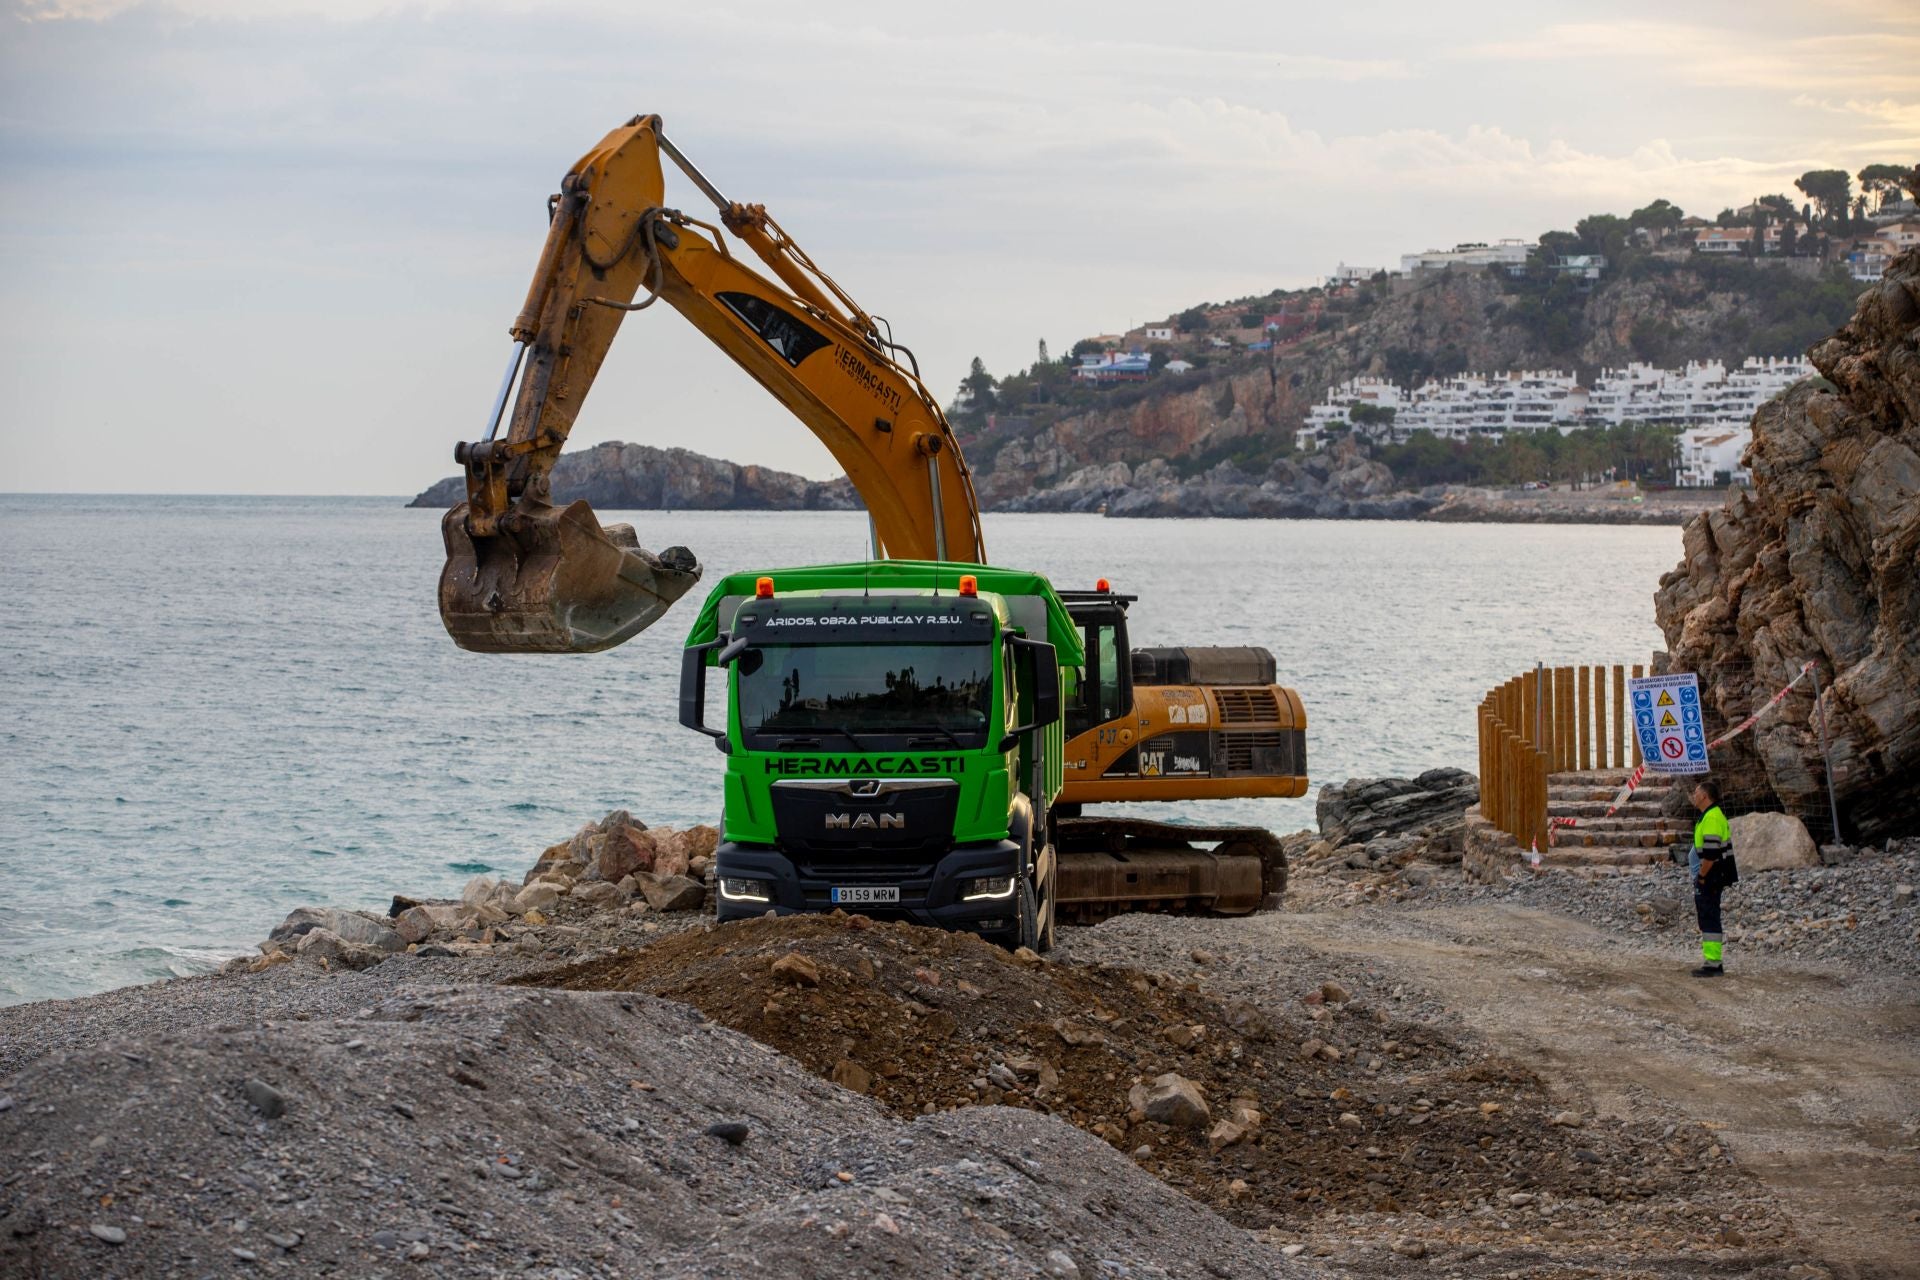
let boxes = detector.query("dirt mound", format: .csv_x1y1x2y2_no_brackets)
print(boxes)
0,983,1293,1279
524,913,1716,1231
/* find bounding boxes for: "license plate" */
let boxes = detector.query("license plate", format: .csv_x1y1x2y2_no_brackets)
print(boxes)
830,886,899,904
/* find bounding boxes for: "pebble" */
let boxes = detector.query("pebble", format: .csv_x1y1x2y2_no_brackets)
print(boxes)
231,1247,258,1261
1551,1110,1584,1128
1508,1192,1535,1206
704,1121,750,1145
1044,1248,1081,1278
407,1241,431,1259
89,1223,127,1245
266,1232,301,1249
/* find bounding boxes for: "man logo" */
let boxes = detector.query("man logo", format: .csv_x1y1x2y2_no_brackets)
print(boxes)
825,812,906,831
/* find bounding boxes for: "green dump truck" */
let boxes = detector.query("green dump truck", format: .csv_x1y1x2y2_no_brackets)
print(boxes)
679,561,1079,950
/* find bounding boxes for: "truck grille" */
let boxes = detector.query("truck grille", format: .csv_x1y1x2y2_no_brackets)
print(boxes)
768,778,958,860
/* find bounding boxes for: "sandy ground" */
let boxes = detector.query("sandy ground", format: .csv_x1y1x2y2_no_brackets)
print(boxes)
1306,903,1919,1279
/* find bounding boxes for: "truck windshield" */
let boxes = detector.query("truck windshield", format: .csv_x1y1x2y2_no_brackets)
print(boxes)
737,642,994,747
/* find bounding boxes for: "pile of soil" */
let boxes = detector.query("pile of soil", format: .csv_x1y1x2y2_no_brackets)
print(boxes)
523,913,1722,1230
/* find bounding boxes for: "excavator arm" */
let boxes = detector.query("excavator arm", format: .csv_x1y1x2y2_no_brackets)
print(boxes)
440,114,984,653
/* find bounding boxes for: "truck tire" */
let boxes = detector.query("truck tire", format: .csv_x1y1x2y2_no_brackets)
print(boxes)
1036,847,1057,953
1014,878,1039,953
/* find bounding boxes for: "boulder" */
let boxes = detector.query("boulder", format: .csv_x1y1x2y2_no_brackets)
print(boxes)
460,876,500,908
634,871,706,913
294,928,387,970
597,827,653,881
1128,1073,1210,1129
572,881,624,910
648,829,692,879
1655,250,1920,841
1729,812,1820,872
392,906,437,945
512,882,561,916
268,907,404,954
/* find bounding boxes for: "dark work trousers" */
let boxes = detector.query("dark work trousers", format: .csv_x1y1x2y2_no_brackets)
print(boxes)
1694,869,1725,966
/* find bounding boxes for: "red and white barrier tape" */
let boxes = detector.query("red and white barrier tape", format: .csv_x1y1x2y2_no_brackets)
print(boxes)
1546,661,1816,848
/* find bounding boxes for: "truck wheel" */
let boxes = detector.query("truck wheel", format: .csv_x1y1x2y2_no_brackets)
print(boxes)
1036,848,1057,953
1014,878,1039,953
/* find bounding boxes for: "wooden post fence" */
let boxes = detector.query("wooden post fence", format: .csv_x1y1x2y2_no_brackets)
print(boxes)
1477,661,1641,851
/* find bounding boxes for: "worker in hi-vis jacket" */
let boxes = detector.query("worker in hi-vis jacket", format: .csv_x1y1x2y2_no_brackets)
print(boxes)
1688,779,1737,978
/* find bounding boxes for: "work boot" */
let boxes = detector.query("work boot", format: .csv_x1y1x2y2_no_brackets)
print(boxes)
1689,964,1724,978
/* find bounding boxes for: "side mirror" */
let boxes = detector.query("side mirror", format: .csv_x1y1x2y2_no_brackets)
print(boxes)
679,638,729,750
998,636,1060,751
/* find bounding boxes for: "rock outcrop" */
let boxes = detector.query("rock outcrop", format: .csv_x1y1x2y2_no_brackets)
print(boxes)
1316,768,1480,851
997,438,1440,520
1655,249,1920,841
409,441,860,511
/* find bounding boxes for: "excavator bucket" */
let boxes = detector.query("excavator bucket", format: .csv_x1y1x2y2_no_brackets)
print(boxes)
439,499,702,653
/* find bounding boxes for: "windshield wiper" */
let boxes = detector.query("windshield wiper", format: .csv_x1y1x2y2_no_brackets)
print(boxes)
900,723,966,748
772,725,878,752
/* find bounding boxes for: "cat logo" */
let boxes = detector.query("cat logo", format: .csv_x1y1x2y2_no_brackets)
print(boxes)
1139,751,1165,777
825,812,906,831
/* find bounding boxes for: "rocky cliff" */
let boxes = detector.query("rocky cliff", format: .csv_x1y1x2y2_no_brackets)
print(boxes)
1654,249,1920,840
409,441,860,511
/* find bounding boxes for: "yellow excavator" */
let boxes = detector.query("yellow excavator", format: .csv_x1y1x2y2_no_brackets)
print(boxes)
439,115,1306,916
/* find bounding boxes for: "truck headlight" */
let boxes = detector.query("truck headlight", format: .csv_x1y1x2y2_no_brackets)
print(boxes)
961,875,1016,901
719,878,770,902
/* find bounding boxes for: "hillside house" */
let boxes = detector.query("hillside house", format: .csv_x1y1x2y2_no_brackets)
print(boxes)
1164,359,1195,375
1695,228,1754,254
1144,324,1176,342
1397,240,1532,275
1075,352,1151,384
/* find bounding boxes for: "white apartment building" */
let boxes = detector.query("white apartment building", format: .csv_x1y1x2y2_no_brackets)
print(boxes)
1298,356,1813,450
1675,427,1752,487
1397,240,1533,275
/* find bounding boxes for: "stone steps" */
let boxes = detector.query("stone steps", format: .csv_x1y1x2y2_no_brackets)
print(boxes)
1542,770,1686,870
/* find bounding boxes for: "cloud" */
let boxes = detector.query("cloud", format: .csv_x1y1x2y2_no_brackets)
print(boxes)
1468,21,1920,96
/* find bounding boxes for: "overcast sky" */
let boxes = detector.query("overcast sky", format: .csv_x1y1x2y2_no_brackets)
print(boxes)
3,0,1915,493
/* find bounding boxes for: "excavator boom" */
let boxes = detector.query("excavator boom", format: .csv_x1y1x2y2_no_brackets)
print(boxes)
440,115,981,653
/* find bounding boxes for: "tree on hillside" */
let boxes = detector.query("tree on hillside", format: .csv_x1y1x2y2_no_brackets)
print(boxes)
1070,337,1105,358
1241,310,1262,328
1857,163,1911,212
1904,164,1920,204
1715,208,1739,228
1539,229,1581,260
1628,198,1684,240
1795,169,1852,227
957,357,997,414
1176,306,1210,332
1757,193,1796,218
1575,213,1629,260
1036,339,1050,367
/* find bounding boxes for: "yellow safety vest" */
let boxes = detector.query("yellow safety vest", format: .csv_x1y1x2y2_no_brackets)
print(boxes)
1694,804,1730,851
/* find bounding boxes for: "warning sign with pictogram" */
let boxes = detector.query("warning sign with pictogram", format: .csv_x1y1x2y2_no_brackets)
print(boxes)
1628,672,1708,775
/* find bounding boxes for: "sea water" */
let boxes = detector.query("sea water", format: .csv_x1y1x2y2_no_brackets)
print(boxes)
0,495,1678,1003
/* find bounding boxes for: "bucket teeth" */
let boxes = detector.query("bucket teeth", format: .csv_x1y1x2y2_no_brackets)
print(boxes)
438,499,702,653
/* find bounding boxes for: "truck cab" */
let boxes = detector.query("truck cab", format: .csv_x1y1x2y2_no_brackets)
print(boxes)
679,561,1081,950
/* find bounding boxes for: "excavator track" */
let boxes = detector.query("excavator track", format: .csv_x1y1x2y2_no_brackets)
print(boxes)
1053,818,1286,924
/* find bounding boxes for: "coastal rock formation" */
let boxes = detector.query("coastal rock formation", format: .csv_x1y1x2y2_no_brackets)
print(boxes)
1316,768,1480,851
409,441,860,511
969,261,1852,515
999,439,1439,520
1655,249,1920,840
